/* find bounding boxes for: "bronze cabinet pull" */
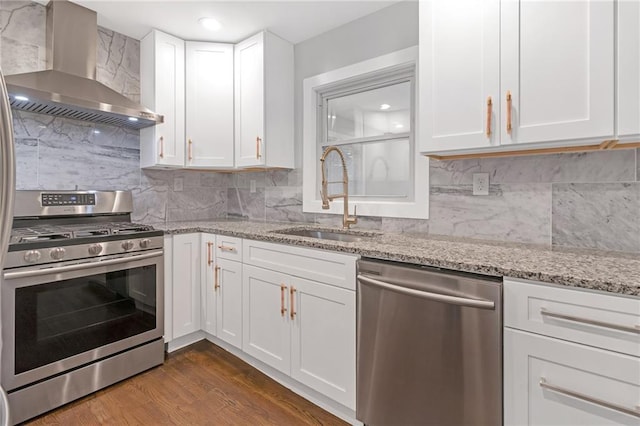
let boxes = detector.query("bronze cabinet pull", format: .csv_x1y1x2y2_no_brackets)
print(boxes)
256,136,262,159
214,265,220,291
290,286,297,319
159,136,164,158
506,91,512,135
280,284,287,316
188,138,193,161
486,96,493,138
217,245,236,252
207,242,213,266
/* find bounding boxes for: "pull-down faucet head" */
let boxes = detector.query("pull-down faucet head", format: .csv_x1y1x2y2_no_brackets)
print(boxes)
319,146,358,229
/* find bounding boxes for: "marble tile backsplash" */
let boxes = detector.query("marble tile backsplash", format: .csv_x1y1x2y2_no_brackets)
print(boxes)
3,1,639,253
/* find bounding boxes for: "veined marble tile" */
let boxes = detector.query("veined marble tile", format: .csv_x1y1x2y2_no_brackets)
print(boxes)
0,1,45,48
264,170,291,187
552,182,640,253
167,188,227,222
227,188,266,221
430,150,636,185
13,111,94,142
0,36,40,75
428,184,552,245
233,171,266,189
92,123,139,148
140,169,171,189
199,172,230,188
14,138,38,189
381,217,429,234
265,186,315,223
131,185,167,224
38,140,140,190
97,27,140,102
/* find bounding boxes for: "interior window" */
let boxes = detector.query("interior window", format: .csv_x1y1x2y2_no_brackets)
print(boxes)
302,46,427,219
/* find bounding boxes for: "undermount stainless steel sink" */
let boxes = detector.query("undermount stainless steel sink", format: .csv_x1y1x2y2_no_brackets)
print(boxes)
276,229,369,242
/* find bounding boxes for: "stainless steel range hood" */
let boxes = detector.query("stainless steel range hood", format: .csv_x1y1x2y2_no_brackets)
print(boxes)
5,0,162,130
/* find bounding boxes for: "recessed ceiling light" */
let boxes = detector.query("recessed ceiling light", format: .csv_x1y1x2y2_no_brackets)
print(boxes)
94,130,101,134
380,104,390,110
14,95,29,102
394,123,404,129
199,17,222,31
128,117,138,122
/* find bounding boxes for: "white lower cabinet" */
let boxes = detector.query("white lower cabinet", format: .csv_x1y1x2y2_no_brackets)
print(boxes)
504,278,640,425
165,233,358,414
171,234,201,339
290,276,355,409
202,234,243,349
242,243,357,410
242,265,291,373
505,329,640,426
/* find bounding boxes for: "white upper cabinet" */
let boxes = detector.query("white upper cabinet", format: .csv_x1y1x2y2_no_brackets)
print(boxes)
419,0,500,152
420,0,617,156
186,42,234,168
140,30,185,168
500,0,614,145
234,31,294,169
617,0,640,139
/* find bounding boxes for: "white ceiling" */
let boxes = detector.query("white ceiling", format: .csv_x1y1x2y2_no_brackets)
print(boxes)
69,1,399,44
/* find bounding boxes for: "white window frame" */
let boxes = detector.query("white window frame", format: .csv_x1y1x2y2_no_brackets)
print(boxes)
302,46,429,219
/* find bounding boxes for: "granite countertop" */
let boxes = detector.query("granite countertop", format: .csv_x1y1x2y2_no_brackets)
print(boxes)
151,220,640,296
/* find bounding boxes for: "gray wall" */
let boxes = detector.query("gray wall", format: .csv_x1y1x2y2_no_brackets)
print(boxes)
3,1,639,253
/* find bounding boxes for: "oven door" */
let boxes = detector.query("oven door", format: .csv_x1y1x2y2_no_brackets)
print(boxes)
1,250,164,391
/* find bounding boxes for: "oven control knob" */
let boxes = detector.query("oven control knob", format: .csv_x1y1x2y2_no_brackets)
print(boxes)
50,247,66,260
139,238,152,249
121,240,135,251
88,244,102,255
24,250,41,263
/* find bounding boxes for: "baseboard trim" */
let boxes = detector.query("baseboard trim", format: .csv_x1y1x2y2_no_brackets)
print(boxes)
166,331,205,353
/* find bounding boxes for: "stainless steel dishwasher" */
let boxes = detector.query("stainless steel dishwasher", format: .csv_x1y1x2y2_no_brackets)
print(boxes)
356,258,502,426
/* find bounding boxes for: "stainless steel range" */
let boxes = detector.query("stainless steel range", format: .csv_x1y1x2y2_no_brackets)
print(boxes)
2,190,164,424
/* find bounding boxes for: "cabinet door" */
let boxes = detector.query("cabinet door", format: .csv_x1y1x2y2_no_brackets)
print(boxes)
140,30,185,168
617,0,640,138
419,0,500,153
201,234,216,336
172,234,201,338
242,264,290,374
186,42,234,168
216,258,243,349
235,33,265,168
501,0,614,145
504,328,640,426
290,278,356,410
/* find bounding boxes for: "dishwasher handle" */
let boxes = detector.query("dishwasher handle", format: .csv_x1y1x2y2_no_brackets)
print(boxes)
357,274,495,310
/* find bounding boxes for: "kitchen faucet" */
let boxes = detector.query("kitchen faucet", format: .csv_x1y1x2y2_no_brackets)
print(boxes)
319,146,357,229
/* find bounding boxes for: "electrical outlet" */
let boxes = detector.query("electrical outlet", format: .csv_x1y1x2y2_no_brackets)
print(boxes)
173,177,184,192
473,173,489,195
250,180,256,193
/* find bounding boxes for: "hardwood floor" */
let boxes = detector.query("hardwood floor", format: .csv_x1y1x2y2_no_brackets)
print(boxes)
26,341,348,425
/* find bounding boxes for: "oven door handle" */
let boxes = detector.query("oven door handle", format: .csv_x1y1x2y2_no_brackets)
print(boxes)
3,250,163,280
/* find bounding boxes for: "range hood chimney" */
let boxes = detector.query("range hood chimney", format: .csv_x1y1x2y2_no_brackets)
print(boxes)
5,0,162,129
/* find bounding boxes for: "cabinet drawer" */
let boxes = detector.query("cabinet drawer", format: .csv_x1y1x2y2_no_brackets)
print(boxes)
242,240,358,290
505,328,640,426
215,235,243,261
505,278,640,357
